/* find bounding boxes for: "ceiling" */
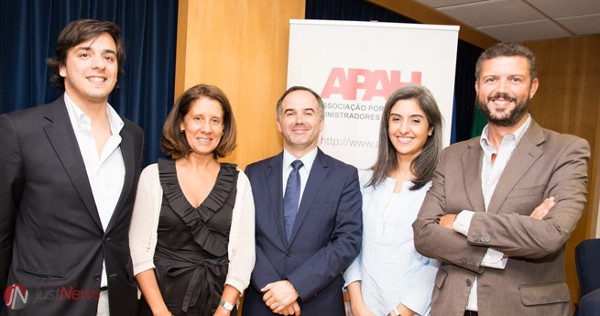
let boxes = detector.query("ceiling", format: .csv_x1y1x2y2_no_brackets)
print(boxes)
412,0,600,42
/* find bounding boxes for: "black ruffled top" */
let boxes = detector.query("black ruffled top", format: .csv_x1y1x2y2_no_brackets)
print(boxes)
151,158,239,316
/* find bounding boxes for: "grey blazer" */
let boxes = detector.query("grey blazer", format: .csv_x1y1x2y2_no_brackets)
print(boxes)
413,120,590,316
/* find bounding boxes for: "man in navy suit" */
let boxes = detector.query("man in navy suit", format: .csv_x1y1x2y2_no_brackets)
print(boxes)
242,86,362,316
0,19,142,315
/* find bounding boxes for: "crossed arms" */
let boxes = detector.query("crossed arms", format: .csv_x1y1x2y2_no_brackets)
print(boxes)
413,136,590,272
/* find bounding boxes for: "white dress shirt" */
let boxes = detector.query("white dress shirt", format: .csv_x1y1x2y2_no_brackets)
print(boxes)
64,92,125,287
453,115,532,311
282,148,318,203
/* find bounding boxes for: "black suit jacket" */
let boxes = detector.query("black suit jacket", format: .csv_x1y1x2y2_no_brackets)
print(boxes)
0,97,143,315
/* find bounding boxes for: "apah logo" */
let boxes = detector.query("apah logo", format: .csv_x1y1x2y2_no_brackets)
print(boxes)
4,284,28,310
321,67,422,101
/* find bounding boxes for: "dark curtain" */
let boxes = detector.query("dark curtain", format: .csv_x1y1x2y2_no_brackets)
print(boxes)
305,0,483,143
455,40,483,141
0,0,178,165
306,0,416,23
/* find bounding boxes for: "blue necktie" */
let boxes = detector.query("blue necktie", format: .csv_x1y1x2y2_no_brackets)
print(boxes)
283,160,303,242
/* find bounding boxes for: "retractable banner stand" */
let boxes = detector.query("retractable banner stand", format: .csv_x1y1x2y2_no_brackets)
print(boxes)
287,19,459,169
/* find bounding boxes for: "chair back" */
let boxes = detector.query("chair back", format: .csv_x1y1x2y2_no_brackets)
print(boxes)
575,238,600,298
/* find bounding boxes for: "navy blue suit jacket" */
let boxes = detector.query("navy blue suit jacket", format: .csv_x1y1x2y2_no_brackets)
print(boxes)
242,149,362,316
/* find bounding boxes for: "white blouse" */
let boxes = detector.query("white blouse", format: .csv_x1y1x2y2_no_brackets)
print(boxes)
128,163,256,294
344,169,438,316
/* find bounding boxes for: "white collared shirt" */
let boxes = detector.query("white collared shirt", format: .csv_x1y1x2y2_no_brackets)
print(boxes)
282,147,318,204
454,114,532,311
64,92,126,287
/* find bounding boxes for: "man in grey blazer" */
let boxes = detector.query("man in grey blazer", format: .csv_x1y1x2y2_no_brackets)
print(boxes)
0,19,142,315
413,42,590,316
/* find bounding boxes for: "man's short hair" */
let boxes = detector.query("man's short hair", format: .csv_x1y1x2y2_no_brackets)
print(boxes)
276,86,325,120
47,19,125,89
475,42,537,80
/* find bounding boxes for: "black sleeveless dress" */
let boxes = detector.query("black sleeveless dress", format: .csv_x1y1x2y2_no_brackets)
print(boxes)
139,158,239,316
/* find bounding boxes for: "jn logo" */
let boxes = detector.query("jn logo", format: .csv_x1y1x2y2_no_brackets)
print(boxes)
4,284,28,310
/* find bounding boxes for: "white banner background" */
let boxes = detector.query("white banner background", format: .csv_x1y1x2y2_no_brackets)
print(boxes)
287,19,459,169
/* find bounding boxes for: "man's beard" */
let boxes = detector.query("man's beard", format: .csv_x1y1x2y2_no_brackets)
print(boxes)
477,92,530,127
